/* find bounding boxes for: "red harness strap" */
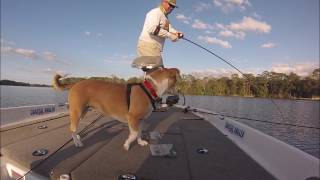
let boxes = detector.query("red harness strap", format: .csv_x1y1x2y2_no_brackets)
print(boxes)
126,81,161,110
143,80,160,100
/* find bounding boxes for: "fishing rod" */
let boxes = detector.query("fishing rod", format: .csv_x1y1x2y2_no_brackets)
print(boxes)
181,36,247,78
179,35,286,122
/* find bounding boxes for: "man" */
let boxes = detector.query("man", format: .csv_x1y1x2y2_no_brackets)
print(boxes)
132,0,183,71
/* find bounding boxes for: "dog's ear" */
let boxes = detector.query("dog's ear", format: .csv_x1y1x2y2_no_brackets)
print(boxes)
168,68,180,78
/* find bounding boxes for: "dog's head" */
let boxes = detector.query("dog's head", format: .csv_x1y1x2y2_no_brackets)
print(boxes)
147,67,180,94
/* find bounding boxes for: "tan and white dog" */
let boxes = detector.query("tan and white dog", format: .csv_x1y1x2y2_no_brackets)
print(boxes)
52,68,180,150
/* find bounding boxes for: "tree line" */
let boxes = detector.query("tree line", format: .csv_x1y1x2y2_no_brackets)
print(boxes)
0,80,50,87
177,68,320,99
61,68,319,99
2,68,318,99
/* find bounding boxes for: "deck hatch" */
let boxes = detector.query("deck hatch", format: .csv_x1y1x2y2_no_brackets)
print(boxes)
37,125,48,129
32,149,48,156
118,173,138,180
196,147,209,154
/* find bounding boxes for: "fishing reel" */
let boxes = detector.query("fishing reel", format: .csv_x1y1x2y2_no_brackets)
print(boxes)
165,88,184,106
165,95,179,106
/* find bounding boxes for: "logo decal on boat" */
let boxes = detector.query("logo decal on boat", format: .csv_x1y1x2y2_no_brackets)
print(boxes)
225,122,245,138
30,106,55,116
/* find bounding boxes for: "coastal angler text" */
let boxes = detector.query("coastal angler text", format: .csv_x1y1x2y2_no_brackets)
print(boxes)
225,122,245,138
30,106,55,116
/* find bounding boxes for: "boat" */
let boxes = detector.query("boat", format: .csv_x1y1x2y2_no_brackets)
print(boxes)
1,103,319,180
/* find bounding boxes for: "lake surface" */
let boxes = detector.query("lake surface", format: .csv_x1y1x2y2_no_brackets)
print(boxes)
1,85,319,158
0,85,68,108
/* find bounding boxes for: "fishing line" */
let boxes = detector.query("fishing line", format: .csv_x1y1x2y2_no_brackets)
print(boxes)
185,107,320,130
16,114,104,180
181,36,286,123
182,37,246,77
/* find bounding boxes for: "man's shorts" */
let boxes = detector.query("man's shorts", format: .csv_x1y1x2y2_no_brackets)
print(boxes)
132,40,164,69
137,40,162,57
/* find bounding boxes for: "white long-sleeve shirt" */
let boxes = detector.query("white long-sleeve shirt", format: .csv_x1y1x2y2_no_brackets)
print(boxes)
138,7,178,51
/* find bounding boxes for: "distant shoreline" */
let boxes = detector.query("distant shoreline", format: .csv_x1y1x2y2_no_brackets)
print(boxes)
0,80,320,101
1,83,319,101
190,94,320,101
0,85,52,88
0,80,51,87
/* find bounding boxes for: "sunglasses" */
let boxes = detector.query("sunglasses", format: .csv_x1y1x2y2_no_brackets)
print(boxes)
167,2,176,9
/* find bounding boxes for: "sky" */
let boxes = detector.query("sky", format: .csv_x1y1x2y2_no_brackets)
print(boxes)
1,0,319,85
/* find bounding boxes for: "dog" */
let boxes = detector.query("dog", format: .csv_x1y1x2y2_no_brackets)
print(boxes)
52,68,180,150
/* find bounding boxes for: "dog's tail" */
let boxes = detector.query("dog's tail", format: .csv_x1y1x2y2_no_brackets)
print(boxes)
52,74,74,91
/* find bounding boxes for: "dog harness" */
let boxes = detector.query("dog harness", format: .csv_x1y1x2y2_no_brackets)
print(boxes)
126,80,161,110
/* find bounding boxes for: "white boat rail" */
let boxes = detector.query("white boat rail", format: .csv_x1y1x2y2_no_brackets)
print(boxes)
175,105,320,180
0,103,68,128
1,103,70,180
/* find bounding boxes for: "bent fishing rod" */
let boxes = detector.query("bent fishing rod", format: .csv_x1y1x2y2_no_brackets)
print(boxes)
181,36,247,78
178,35,286,122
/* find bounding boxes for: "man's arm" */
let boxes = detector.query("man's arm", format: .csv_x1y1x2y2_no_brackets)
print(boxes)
169,24,183,39
145,11,178,41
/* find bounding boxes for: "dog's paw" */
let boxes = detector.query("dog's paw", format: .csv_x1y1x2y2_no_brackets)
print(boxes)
123,144,130,151
74,140,84,148
72,134,84,148
138,138,148,146
75,142,84,148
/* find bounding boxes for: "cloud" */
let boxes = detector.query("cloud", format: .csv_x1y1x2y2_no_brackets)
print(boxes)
1,46,38,59
205,30,215,34
215,23,228,30
219,30,245,39
213,0,251,13
194,2,211,12
261,42,276,48
1,39,15,46
188,63,319,78
1,44,69,65
252,12,261,19
190,68,239,78
176,14,191,24
228,16,271,33
192,19,215,30
198,35,232,48
84,31,91,36
83,31,103,37
15,48,37,59
42,51,57,60
1,46,13,53
271,63,318,76
187,16,271,41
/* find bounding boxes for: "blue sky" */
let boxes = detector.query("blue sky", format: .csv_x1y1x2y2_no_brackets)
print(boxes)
1,0,319,84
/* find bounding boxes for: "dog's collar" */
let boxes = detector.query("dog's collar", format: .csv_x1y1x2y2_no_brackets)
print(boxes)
143,80,160,101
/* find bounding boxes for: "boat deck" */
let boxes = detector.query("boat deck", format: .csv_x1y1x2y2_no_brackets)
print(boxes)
1,107,276,180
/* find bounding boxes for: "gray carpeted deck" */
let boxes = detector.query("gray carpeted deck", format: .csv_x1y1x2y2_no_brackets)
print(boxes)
0,108,276,180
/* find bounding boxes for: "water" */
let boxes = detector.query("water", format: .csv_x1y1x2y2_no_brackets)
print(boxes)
0,85,68,108
182,95,320,159
0,85,319,159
